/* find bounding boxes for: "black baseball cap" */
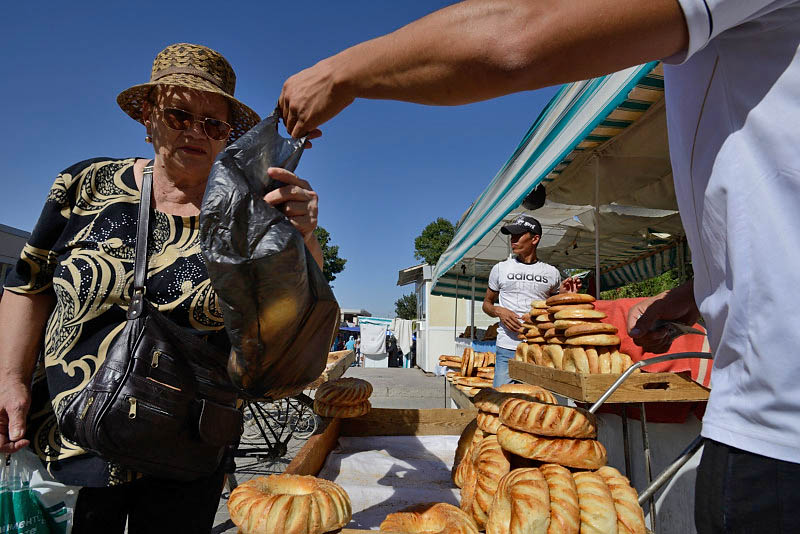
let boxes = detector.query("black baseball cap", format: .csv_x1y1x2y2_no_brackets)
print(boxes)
501,215,542,236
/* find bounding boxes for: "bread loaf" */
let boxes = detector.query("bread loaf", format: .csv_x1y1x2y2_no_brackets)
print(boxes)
486,468,550,534
452,419,480,486
565,335,621,347
543,345,564,369
546,293,596,306
547,303,595,313
477,411,502,434
498,398,597,439
540,464,580,534
314,399,371,418
564,323,618,337
564,347,590,374
596,466,647,534
228,474,351,534
553,309,607,320
381,502,479,534
585,348,600,374
573,471,618,534
472,435,512,528
473,384,557,414
315,377,373,406
496,425,607,469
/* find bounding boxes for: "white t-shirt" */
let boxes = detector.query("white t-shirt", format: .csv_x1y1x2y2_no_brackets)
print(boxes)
665,0,800,462
488,257,561,350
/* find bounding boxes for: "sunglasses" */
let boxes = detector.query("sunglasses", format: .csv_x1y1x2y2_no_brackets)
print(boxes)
158,107,232,141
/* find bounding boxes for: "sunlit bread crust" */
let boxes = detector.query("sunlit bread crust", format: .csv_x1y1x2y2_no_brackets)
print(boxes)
573,471,618,534
313,399,371,418
228,474,351,534
595,466,647,534
314,377,373,406
473,385,557,414
472,435,512,529
486,468,550,534
496,425,607,470
380,502,479,534
498,398,597,439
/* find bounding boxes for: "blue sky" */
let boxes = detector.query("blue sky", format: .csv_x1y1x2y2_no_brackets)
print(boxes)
0,1,559,318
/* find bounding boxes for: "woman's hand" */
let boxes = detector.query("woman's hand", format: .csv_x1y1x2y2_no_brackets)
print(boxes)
626,281,700,354
263,167,319,240
0,379,31,454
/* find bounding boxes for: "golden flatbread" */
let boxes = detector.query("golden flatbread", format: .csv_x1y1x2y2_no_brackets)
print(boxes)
564,322,618,337
546,293,596,306
553,309,607,320
565,334,621,346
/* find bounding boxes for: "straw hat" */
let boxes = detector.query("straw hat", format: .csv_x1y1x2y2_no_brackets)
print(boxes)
117,43,260,143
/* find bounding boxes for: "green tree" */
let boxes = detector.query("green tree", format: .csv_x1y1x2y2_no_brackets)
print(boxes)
394,293,417,320
414,218,455,265
313,226,347,284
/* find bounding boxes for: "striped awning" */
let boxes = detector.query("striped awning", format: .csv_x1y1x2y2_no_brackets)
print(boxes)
601,238,689,291
431,62,679,296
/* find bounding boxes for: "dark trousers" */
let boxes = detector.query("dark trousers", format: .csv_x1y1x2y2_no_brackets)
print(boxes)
695,438,800,533
72,465,226,534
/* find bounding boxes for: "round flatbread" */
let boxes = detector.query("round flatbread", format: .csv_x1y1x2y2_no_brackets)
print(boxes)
536,321,556,331
564,322,618,337
531,300,549,310
585,347,600,374
553,309,607,320
564,347,590,374
535,313,555,323
598,348,612,373
565,334,621,346
461,348,475,377
547,303,595,313
554,319,599,330
546,293,596,306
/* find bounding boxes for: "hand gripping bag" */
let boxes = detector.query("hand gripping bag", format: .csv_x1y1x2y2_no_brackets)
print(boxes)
199,110,339,399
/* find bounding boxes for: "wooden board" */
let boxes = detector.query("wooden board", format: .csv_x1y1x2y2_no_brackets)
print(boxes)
341,408,475,437
509,360,710,403
449,382,478,411
304,350,356,390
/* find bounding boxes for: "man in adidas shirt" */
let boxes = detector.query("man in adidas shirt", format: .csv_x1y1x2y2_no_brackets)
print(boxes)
483,215,578,386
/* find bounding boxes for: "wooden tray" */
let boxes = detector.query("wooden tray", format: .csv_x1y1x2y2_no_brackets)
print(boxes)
285,408,475,534
304,350,356,390
448,382,478,411
509,360,710,403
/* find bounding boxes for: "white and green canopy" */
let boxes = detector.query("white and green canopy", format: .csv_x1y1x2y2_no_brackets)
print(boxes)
431,62,686,300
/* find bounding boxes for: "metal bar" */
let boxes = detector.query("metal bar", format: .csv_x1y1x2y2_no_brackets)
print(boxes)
621,404,632,478
640,403,657,533
470,274,476,343
588,352,713,413
594,156,601,298
638,435,704,506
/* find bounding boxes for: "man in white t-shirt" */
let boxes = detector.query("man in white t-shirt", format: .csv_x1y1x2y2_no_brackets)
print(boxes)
483,215,577,387
271,1,800,530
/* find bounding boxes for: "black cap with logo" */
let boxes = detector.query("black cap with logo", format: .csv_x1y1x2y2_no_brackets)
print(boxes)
500,215,542,236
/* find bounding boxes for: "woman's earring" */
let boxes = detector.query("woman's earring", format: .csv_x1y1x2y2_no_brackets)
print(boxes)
145,135,152,143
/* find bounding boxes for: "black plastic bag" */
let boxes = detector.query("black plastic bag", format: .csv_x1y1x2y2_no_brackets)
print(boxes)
199,110,340,399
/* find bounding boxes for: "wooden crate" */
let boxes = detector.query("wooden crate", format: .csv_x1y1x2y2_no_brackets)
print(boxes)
448,382,478,411
284,408,475,534
509,360,710,403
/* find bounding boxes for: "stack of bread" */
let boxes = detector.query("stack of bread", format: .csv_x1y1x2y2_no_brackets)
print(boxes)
449,391,646,533
516,293,639,375
440,348,497,396
313,377,373,418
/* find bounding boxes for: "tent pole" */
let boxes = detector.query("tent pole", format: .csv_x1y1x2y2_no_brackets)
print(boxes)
454,274,459,342
470,270,476,343
594,157,601,299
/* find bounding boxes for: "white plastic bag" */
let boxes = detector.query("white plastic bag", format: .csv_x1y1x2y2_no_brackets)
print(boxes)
0,449,79,534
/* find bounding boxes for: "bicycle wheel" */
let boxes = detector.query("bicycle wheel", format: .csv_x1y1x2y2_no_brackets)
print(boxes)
286,393,320,440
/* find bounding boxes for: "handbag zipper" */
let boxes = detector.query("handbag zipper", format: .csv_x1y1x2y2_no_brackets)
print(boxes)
127,396,173,419
151,350,162,368
80,396,95,420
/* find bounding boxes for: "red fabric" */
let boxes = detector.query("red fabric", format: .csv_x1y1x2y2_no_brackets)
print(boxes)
586,298,711,423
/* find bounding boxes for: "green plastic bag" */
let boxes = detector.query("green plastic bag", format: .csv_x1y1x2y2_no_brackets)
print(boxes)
1,449,78,534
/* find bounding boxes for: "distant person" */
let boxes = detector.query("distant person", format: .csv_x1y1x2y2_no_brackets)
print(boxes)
482,215,579,386
345,335,355,352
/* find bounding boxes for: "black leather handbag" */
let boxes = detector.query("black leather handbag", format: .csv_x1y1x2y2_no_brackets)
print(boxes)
58,163,242,481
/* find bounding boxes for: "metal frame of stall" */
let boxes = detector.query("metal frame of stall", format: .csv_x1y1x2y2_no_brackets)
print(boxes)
585,351,713,534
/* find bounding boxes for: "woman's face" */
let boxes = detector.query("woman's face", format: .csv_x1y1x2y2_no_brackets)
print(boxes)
143,85,231,183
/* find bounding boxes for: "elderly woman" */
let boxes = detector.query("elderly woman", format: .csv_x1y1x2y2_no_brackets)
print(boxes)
0,43,322,533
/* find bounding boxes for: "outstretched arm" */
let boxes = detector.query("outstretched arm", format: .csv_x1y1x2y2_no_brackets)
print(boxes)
280,0,688,136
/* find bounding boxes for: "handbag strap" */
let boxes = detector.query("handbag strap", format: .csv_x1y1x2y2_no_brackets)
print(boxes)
129,161,154,320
